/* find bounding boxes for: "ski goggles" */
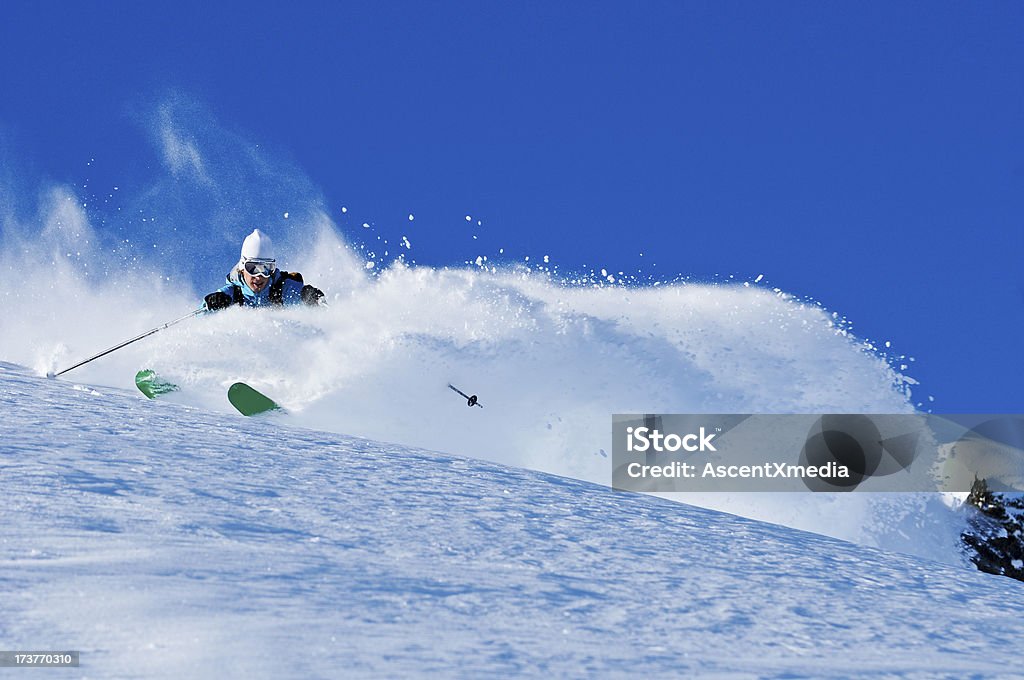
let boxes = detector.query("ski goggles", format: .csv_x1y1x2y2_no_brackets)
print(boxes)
242,259,277,277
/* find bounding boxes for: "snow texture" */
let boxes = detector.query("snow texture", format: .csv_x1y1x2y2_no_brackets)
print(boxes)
2,362,1023,678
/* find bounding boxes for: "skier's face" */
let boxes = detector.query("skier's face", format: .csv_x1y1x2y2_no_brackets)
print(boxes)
243,269,271,293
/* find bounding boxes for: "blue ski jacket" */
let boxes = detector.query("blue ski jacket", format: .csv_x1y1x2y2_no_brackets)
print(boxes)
215,269,307,307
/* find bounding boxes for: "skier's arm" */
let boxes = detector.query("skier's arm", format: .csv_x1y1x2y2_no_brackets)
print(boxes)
204,284,236,311
279,278,324,306
300,285,324,306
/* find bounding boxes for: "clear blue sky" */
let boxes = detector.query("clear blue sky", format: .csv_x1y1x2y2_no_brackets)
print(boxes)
1,1,1021,411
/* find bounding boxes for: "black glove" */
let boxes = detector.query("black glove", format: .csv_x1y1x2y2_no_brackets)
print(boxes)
301,285,324,306
204,291,233,311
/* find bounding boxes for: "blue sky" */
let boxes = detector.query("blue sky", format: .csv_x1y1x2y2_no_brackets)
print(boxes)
1,1,1021,411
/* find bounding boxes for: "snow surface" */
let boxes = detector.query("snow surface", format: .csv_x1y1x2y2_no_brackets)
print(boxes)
2,362,1023,678
0,196,971,564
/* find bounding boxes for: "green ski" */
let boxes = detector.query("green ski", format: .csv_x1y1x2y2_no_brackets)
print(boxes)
135,369,179,399
228,382,282,416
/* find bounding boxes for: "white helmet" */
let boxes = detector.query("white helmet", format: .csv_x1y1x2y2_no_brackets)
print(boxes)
240,229,274,261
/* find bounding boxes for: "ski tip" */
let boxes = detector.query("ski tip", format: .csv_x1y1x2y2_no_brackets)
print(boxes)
135,368,179,399
228,381,283,416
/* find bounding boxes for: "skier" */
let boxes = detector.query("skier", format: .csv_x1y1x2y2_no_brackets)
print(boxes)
204,229,325,310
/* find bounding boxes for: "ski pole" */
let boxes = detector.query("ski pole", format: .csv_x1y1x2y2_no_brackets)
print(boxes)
48,307,206,378
448,383,483,408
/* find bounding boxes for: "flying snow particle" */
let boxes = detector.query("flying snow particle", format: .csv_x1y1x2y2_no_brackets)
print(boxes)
755,274,764,283
465,215,472,222
401,236,412,249
362,223,370,229
408,214,415,221
342,207,348,213
284,212,289,219
365,261,375,269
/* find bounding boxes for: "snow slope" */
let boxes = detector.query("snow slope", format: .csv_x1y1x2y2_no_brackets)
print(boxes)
3,198,956,561
2,362,1022,678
